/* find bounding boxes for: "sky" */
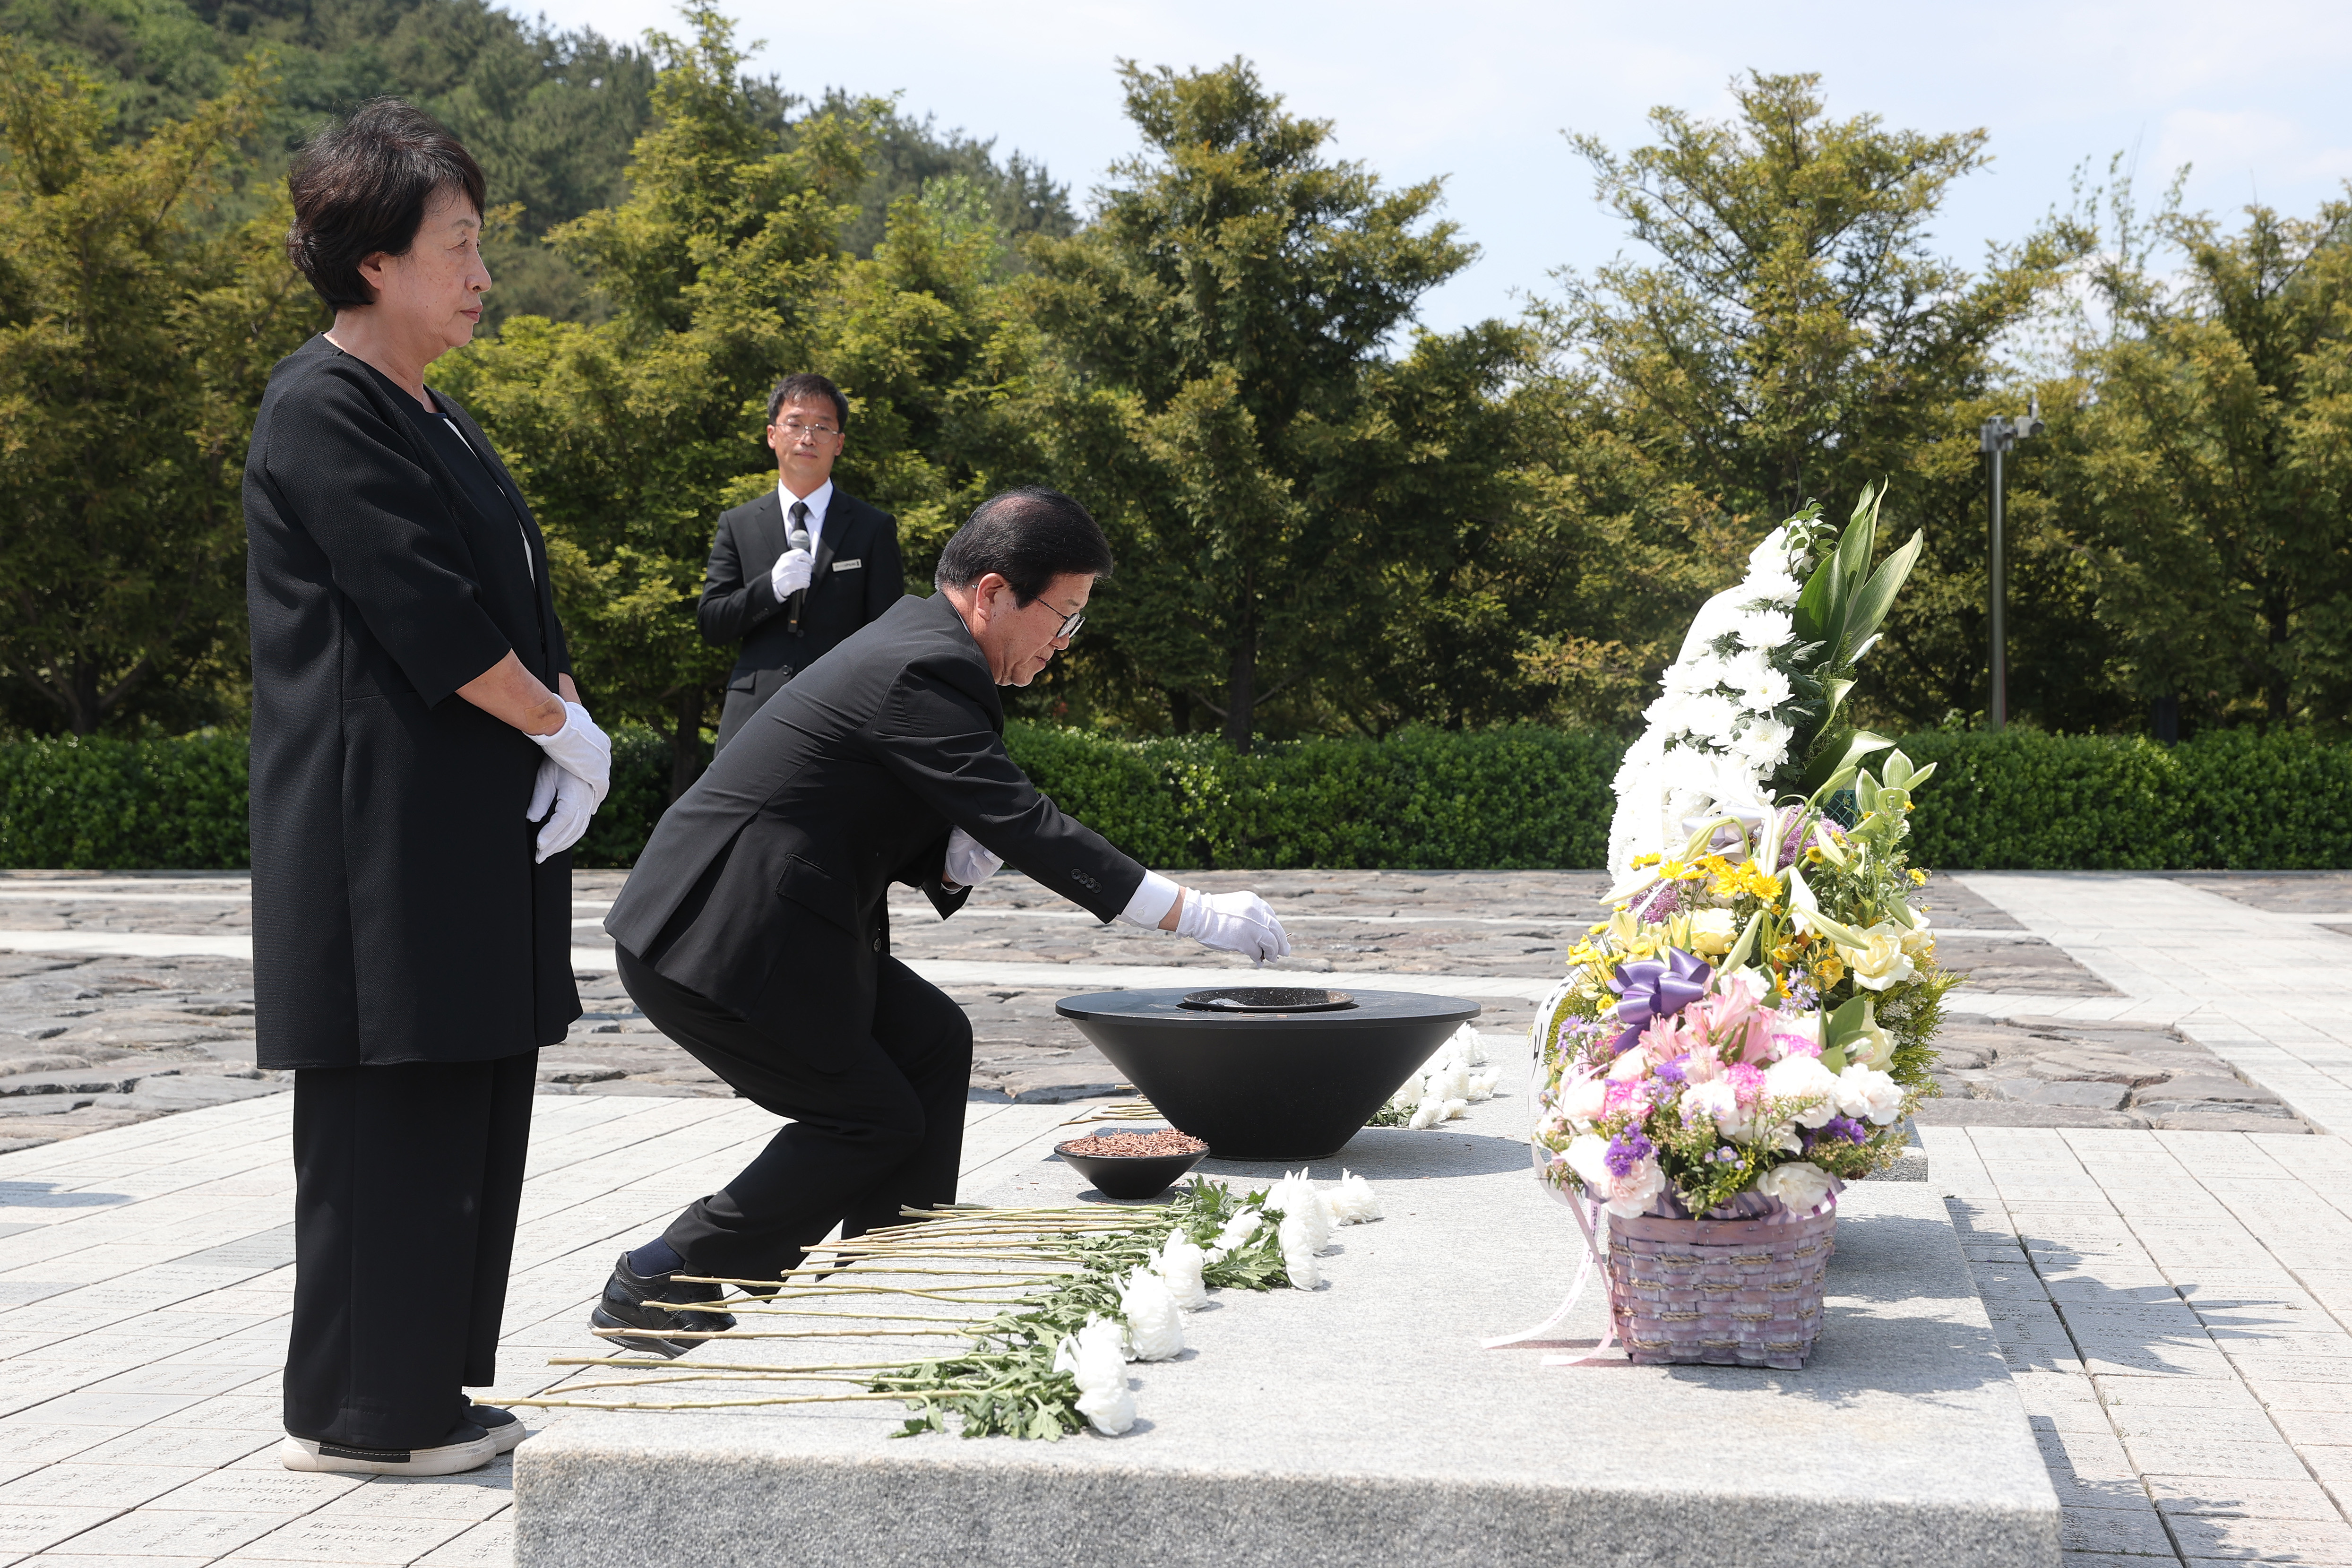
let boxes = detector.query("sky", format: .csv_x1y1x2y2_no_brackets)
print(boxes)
523,0,2352,335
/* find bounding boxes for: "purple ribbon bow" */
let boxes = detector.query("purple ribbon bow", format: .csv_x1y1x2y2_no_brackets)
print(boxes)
1607,947,1713,1053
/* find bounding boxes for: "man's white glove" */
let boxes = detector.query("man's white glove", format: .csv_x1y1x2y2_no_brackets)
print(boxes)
944,827,1002,889
1177,890,1291,965
527,700,611,806
770,546,815,602
527,757,596,863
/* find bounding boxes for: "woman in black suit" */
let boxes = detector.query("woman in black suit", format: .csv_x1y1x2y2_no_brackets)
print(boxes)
245,99,610,1476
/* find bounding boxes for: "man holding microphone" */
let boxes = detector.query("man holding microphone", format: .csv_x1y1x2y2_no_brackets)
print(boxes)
699,373,905,753
593,487,1287,1354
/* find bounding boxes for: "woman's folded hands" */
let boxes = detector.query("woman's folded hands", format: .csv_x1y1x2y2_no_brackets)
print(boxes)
526,701,612,861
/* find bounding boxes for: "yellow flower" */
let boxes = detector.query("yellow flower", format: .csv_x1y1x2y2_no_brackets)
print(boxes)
1685,908,1738,956
1630,853,1661,869
1814,953,1846,987
1835,922,1918,991
1908,868,1928,885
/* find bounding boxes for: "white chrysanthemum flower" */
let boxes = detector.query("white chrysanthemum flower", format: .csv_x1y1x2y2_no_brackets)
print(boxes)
1054,1317,1136,1435
1326,1170,1380,1225
1682,691,1741,740
1732,717,1795,768
1151,1233,1208,1309
1465,1070,1497,1102
1424,1057,1470,1103
1747,526,1791,574
1835,1064,1905,1125
1119,1269,1187,1360
1747,568,1803,606
1735,609,1795,650
1441,1097,1468,1121
1277,1209,1322,1289
1266,1172,1332,1253
1740,666,1793,710
1756,1160,1834,1213
1407,1094,1446,1130
1211,1210,1261,1255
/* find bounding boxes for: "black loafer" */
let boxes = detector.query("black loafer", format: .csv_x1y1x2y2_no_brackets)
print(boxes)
589,1252,737,1359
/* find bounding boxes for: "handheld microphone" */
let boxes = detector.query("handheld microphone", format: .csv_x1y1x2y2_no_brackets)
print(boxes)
785,519,810,634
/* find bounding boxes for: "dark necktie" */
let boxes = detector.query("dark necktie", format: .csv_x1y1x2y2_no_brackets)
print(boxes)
786,500,812,632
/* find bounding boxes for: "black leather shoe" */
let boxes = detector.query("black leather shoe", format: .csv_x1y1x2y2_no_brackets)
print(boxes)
589,1252,737,1359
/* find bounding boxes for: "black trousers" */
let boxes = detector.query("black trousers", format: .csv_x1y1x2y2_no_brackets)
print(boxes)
284,1053,535,1448
615,943,973,1282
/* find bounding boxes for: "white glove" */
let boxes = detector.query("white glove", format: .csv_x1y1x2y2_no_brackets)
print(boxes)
527,757,596,863
1176,890,1291,965
527,700,611,806
770,547,815,602
944,827,1002,889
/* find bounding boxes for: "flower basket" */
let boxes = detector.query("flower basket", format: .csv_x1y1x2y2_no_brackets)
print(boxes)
1603,1202,1835,1370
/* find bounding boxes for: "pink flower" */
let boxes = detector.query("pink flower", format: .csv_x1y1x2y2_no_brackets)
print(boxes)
1724,1061,1766,1106
1766,1012,1821,1060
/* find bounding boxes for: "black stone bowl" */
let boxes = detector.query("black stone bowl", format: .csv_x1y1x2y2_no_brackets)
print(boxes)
1053,1131,1210,1200
1055,987,1481,1161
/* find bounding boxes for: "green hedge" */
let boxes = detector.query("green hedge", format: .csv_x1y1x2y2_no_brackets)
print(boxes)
9,724,2352,870
1901,728,2352,870
0,732,251,869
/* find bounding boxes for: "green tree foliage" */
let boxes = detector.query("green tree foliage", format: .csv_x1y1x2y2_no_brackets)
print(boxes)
0,40,323,734
438,4,867,793
816,92,1076,264
1546,73,2093,731
1013,59,1516,748
1,0,661,322
2050,187,2352,731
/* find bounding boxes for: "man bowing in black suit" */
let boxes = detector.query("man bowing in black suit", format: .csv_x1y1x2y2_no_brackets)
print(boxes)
592,487,1291,1355
700,372,905,753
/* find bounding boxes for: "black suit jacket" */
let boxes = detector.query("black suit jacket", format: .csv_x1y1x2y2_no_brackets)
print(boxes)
607,591,1148,1022
699,485,905,750
245,335,581,1068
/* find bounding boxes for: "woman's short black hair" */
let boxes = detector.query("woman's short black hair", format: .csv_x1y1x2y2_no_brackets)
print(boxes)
935,488,1114,606
285,99,487,311
767,372,850,431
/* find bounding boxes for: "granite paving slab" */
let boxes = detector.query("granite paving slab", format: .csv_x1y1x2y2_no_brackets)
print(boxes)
511,1064,2058,1568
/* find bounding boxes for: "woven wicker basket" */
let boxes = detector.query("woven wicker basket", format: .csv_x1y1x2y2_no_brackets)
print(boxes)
1603,1205,1837,1370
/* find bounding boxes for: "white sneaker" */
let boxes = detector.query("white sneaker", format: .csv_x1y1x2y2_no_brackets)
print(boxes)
280,1424,498,1476
467,1403,528,1455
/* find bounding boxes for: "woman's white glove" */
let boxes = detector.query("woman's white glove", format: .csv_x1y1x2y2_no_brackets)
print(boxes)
528,700,611,806
527,757,597,862
770,547,815,602
1177,890,1291,965
944,827,1002,889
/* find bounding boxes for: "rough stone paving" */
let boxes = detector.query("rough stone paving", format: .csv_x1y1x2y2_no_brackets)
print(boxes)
0,868,2350,1563
0,868,2322,1143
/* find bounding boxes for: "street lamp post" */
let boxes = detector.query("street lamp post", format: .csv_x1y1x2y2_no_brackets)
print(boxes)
1979,395,2044,730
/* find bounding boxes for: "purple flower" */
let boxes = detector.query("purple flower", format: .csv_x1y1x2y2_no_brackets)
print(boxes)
1712,1146,1740,1163
1604,1128,1655,1178
1807,1116,1867,1149
1653,1054,1689,1085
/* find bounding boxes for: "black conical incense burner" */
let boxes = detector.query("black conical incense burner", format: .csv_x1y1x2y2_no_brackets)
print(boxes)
1054,986,1480,1161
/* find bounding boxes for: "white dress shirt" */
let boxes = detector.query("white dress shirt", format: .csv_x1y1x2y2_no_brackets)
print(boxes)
780,477,835,553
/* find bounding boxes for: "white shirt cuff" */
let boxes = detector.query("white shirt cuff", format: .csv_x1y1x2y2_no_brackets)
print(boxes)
1116,870,1182,929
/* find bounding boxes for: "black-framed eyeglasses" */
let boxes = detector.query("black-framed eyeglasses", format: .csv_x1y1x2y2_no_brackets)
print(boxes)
1051,607,1086,641
774,419,840,439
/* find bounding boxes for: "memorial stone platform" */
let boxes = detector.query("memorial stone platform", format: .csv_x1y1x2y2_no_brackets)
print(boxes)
513,1071,2059,1568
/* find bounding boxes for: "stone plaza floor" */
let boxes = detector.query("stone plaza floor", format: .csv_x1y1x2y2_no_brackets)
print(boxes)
0,869,2347,1563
